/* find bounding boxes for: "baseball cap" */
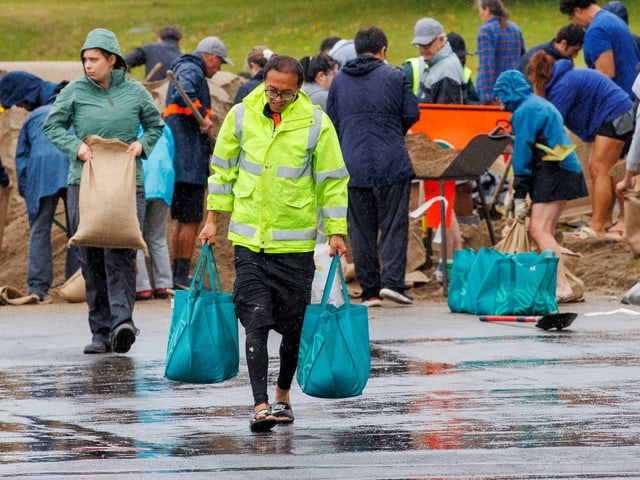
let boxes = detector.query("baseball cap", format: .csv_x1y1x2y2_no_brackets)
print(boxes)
412,18,444,46
196,36,234,66
447,32,473,57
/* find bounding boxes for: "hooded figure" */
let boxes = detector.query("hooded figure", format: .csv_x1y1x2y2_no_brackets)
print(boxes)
80,27,128,71
493,69,583,201
0,71,58,111
493,69,588,303
0,71,79,299
45,28,163,186
43,28,164,355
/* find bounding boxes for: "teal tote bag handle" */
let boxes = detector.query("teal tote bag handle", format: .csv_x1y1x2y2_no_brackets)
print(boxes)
190,243,224,295
320,253,350,308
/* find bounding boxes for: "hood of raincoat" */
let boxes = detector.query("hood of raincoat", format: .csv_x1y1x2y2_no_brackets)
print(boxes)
0,71,58,110
341,54,385,77
493,70,532,113
81,28,127,71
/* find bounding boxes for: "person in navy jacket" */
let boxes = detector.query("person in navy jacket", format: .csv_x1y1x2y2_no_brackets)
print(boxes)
327,26,419,307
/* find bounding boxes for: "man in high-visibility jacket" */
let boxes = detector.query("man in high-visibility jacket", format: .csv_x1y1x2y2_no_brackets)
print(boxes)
199,55,349,432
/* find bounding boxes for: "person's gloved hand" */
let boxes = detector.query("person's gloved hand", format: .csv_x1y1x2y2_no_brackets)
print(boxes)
514,198,528,223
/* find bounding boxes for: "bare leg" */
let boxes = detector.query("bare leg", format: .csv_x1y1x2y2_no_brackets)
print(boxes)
172,221,200,258
528,200,572,298
589,135,625,235
445,215,463,261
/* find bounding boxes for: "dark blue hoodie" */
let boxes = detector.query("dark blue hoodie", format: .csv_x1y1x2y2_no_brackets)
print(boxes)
544,59,632,142
0,71,70,216
0,71,57,110
326,55,419,188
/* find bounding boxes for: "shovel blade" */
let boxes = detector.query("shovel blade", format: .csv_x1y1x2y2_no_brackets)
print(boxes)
535,312,577,330
479,313,577,330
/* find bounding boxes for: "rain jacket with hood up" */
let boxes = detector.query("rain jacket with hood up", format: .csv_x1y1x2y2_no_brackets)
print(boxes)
493,70,585,202
326,55,419,188
207,86,349,254
164,52,212,186
44,28,164,186
0,71,70,217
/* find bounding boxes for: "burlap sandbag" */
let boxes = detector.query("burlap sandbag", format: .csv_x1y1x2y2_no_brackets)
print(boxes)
0,186,9,254
69,135,147,255
495,219,531,254
560,246,585,301
51,268,86,303
624,190,640,257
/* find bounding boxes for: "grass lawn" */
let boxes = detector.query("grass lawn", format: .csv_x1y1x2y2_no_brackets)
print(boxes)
1,0,639,77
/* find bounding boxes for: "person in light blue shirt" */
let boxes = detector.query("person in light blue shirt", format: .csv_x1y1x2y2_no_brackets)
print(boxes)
135,125,175,301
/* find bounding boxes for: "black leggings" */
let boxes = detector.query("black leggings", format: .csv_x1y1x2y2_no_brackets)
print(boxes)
245,325,302,406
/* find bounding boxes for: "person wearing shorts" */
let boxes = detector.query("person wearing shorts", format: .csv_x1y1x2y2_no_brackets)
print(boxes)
493,69,588,303
164,37,232,287
527,52,633,237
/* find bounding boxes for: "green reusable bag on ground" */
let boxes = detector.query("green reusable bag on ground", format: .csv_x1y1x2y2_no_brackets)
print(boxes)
164,244,239,384
448,247,558,316
297,254,370,398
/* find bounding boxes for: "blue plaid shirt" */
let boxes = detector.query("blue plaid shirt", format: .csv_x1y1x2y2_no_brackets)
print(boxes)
476,17,526,103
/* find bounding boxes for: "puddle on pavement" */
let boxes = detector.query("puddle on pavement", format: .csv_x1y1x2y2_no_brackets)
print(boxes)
1,331,639,462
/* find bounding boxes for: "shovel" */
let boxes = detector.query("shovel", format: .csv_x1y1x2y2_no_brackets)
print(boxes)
479,312,577,330
166,70,216,149
488,126,576,161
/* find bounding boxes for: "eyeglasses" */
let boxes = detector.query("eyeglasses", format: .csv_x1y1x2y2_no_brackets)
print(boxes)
265,89,296,101
414,37,439,50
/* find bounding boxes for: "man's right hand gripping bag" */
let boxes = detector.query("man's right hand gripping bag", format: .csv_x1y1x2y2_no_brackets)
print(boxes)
448,247,558,316
297,254,370,398
164,244,239,384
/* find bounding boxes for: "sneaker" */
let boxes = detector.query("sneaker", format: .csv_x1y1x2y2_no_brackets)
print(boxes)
173,277,191,290
362,296,382,307
153,288,169,299
379,288,414,305
135,289,153,301
111,323,139,354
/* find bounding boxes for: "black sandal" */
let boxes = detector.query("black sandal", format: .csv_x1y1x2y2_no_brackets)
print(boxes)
272,402,294,424
250,408,277,432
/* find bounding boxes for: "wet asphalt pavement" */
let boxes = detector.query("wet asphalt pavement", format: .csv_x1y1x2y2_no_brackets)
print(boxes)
1,295,640,479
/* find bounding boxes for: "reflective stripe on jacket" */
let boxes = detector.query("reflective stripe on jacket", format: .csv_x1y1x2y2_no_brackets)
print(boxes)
163,99,211,119
207,87,349,253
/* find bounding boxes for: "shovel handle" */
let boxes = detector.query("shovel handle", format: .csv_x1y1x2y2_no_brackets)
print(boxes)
166,70,216,147
479,315,539,323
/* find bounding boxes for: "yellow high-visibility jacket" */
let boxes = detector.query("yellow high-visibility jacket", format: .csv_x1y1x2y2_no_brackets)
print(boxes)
207,86,349,253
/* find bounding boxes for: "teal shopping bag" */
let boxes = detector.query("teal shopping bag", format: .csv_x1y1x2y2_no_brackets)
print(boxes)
297,254,370,398
475,248,558,315
164,244,239,384
448,248,479,313
448,247,558,316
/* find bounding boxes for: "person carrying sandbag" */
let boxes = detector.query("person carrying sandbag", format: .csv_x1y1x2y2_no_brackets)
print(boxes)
44,28,164,354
